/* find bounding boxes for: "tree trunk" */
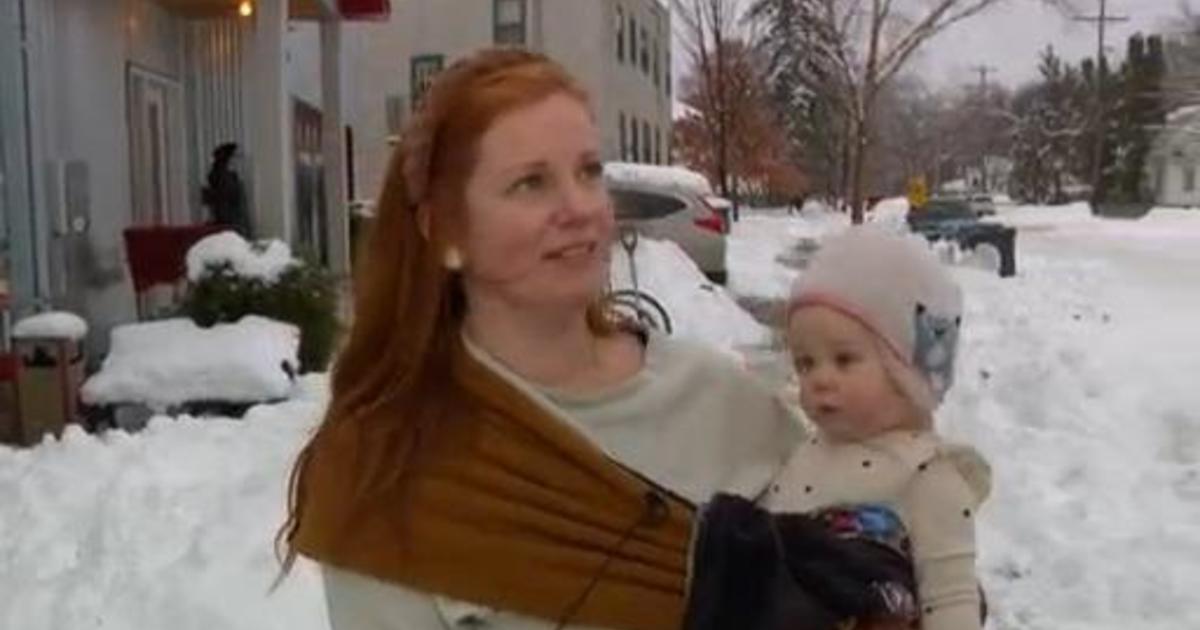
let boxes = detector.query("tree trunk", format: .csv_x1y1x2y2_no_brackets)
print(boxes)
850,113,870,224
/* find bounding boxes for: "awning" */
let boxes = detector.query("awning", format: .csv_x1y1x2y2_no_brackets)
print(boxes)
338,0,390,20
154,0,389,20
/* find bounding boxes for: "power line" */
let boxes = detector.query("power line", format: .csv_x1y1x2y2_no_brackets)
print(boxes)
968,64,998,92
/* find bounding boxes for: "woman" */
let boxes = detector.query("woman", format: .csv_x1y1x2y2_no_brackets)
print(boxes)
279,48,804,629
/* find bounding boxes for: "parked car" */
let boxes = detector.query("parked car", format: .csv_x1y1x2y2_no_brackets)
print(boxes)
604,162,729,285
967,194,998,217
907,197,1017,277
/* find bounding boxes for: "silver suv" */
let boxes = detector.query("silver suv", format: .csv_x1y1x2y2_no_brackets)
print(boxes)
604,162,729,285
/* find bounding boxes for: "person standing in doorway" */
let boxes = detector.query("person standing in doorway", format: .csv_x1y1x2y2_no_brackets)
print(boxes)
202,142,251,238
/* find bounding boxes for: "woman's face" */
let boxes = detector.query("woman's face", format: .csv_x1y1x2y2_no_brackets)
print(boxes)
456,92,614,314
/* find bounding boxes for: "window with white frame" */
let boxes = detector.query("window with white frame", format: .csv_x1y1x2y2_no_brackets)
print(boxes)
411,55,444,110
629,15,637,67
616,6,625,62
640,27,649,74
631,119,640,163
642,120,651,163
494,0,526,46
619,112,627,160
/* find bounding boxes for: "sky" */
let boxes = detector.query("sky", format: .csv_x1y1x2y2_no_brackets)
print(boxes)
670,0,1194,102
900,0,1192,90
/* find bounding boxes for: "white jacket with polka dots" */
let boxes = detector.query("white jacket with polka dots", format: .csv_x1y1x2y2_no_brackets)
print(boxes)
763,429,992,630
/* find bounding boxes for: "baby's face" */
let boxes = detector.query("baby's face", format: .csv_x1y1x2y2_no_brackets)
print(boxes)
787,305,918,441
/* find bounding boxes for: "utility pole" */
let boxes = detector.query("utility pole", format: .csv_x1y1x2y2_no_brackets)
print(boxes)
968,64,998,192
1074,0,1129,211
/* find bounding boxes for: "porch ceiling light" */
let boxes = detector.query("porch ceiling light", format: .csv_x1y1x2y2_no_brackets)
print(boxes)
238,1,253,17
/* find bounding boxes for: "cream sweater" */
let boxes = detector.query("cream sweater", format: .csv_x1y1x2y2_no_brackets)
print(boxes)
320,333,805,630
762,429,992,630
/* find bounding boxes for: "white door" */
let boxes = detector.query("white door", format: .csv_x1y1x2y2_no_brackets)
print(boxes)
128,66,185,226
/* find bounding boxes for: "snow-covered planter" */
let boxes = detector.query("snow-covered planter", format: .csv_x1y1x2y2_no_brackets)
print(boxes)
180,232,339,372
81,316,299,412
12,311,89,341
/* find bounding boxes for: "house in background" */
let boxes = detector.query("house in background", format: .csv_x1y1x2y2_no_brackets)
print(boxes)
1148,105,1200,208
0,0,387,355
343,0,672,204
1147,28,1200,208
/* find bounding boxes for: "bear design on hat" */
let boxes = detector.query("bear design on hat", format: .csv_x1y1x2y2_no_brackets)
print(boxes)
913,303,961,402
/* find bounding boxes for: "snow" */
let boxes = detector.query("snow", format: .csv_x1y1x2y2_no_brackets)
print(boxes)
186,232,298,284
1165,104,1200,123
81,317,300,410
604,161,714,195
12,311,89,341
0,376,329,630
609,237,767,351
4,203,1200,629
726,205,849,300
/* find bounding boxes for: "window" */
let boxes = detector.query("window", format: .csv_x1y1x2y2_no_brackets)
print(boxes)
494,0,526,46
411,55,444,110
654,128,662,165
640,27,649,74
1185,164,1197,193
653,40,660,87
631,119,639,163
628,16,636,67
642,120,651,163
619,112,627,160
666,57,672,97
616,6,624,62
610,189,686,221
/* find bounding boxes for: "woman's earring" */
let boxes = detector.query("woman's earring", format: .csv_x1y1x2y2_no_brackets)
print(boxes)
443,247,464,271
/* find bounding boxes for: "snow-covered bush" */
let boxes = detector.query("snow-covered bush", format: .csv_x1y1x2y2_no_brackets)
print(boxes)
180,233,339,372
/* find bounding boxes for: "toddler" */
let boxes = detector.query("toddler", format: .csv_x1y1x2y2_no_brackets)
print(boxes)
765,226,991,630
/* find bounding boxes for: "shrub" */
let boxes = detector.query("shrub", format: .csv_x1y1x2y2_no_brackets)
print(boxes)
181,249,340,373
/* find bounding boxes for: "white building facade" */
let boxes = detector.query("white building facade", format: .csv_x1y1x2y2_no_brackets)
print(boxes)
0,0,378,353
344,0,673,204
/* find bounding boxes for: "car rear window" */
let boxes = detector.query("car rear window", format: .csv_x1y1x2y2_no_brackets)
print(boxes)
610,189,687,220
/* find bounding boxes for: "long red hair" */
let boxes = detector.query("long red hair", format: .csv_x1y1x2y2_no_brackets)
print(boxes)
277,48,615,572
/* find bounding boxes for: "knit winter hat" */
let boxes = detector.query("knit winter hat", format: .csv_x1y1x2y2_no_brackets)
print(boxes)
786,226,964,414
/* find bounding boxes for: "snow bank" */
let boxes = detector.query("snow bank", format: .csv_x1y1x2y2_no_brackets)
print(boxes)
727,207,849,300
0,376,330,630
609,238,767,350
81,317,300,409
12,311,88,341
604,161,713,195
944,246,1200,630
866,197,911,232
186,232,297,284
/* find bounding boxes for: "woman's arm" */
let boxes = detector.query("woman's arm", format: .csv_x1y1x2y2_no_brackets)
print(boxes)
903,455,987,630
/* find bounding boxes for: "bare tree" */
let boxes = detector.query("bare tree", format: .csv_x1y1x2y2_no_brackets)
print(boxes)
795,0,1007,222
672,0,750,212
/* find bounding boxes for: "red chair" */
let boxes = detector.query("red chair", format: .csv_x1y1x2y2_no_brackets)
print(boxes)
123,224,228,319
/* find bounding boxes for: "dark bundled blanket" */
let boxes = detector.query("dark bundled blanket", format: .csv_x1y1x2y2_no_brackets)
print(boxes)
683,494,919,630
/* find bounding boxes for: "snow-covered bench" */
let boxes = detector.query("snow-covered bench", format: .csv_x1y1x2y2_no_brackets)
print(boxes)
81,315,300,426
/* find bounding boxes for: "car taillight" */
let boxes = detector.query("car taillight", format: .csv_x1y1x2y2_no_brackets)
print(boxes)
694,214,724,233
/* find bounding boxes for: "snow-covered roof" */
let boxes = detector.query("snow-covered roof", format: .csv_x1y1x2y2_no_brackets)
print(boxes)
604,162,714,196
186,232,297,284
12,311,89,341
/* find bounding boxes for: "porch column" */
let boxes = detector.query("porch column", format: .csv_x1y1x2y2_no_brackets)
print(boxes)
320,18,350,275
245,0,292,242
